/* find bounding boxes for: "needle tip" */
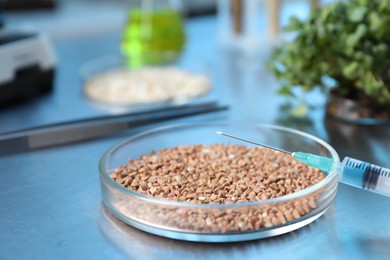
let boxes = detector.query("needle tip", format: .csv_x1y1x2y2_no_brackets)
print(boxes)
216,130,223,135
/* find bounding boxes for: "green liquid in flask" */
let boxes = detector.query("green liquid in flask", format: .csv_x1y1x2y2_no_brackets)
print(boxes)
121,9,186,67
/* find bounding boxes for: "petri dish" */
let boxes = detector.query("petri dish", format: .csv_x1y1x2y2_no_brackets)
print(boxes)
99,123,340,242
80,52,213,112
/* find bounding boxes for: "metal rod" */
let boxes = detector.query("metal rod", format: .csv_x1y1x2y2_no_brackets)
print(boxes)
0,102,228,154
216,131,292,155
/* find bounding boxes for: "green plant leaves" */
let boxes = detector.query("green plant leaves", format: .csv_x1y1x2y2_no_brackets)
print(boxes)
368,12,381,31
285,16,303,31
343,62,359,78
277,85,293,96
267,0,390,105
346,24,367,47
348,6,367,22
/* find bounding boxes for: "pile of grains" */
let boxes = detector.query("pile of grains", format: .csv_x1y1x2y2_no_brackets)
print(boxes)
110,144,326,233
84,67,210,105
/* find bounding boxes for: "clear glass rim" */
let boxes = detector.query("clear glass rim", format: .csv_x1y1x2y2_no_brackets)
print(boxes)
80,51,186,80
99,122,340,208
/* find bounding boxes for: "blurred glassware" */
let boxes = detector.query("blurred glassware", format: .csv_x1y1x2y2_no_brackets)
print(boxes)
80,52,213,112
121,0,186,67
216,0,320,55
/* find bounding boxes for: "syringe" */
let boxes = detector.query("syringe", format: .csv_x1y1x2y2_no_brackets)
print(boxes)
217,131,390,197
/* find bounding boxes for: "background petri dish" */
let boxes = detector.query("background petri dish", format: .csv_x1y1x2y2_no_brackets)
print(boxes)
80,52,213,112
99,122,340,242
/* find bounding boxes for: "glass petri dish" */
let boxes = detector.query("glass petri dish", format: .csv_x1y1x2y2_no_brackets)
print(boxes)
80,52,213,112
99,123,340,242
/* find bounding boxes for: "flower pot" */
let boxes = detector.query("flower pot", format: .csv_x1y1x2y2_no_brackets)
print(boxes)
325,92,390,125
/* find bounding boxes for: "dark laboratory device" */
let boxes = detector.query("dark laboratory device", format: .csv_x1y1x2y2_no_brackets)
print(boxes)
0,29,56,105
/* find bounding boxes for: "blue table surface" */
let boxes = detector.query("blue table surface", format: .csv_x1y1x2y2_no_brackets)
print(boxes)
1,14,390,260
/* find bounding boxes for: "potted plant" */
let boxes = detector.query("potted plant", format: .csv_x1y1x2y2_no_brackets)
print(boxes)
267,0,390,123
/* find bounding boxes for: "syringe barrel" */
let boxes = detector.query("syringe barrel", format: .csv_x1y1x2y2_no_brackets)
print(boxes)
340,157,390,197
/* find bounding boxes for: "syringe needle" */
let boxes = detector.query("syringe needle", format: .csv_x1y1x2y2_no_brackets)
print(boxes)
216,131,292,155
216,131,333,172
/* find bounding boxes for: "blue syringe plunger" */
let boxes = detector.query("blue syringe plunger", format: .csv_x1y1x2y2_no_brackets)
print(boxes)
295,153,390,197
